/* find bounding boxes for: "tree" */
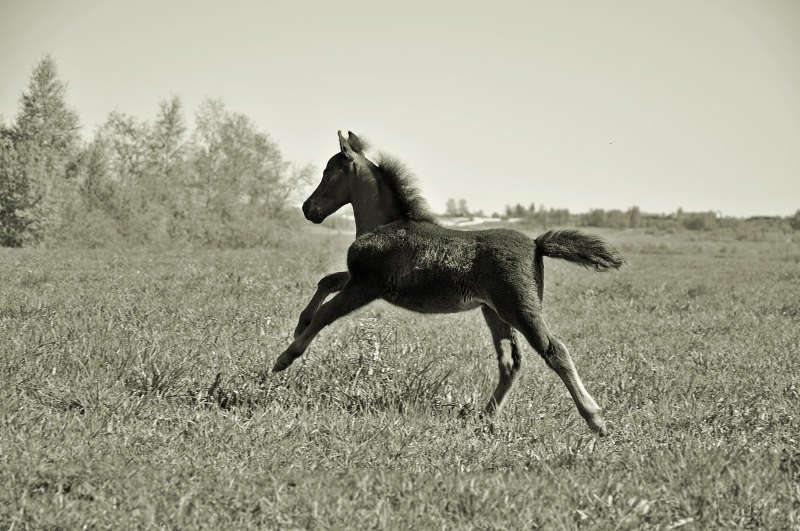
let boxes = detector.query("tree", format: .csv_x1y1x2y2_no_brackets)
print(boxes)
538,206,549,227
548,207,570,226
81,99,188,243
584,209,607,227
0,127,27,246
789,210,800,231
148,96,186,181
606,209,628,229
188,99,313,245
445,198,473,217
1,55,80,245
457,198,469,217
77,138,114,213
96,111,149,186
683,211,717,231
192,99,287,215
628,206,641,229
444,197,458,218
91,111,152,239
146,97,188,237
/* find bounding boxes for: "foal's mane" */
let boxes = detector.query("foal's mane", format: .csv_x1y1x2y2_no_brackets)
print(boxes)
372,153,437,223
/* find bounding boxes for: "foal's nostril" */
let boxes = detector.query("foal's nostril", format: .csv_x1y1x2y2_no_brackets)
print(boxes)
302,200,322,223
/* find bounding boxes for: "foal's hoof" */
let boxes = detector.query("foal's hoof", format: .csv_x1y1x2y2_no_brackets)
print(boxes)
272,350,297,372
589,418,608,436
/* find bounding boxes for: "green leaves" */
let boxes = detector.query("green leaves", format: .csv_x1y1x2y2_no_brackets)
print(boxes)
1,55,80,246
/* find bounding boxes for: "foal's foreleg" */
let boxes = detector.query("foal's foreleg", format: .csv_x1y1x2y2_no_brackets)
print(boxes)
481,306,522,415
273,280,378,372
294,271,349,339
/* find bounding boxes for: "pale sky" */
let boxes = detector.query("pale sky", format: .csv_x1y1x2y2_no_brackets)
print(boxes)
1,0,799,217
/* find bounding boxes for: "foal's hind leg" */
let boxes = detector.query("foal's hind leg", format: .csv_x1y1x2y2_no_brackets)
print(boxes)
481,306,522,415
294,271,349,339
273,279,379,372
499,306,607,434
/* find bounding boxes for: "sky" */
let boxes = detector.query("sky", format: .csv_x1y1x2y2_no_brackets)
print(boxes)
1,0,799,217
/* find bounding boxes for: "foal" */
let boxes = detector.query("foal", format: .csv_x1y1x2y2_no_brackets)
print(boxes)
273,131,624,435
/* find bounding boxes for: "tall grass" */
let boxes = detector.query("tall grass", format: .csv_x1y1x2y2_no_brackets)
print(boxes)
1,228,798,529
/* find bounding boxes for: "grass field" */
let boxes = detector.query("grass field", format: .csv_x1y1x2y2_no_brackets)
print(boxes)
1,227,799,529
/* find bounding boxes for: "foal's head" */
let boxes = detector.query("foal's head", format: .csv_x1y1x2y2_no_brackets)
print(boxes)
302,131,372,224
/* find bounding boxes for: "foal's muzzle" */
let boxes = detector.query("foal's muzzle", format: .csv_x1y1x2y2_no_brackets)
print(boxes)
302,199,324,224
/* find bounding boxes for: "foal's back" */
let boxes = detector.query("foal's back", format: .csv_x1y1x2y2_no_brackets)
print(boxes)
346,220,535,313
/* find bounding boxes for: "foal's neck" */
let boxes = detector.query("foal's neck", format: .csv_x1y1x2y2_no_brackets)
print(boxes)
351,164,403,236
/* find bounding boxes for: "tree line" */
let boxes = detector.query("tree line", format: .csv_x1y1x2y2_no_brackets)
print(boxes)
3,56,798,248
444,200,800,233
1,56,312,248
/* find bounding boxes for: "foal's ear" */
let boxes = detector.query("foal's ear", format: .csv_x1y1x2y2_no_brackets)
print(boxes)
338,130,357,160
347,131,365,153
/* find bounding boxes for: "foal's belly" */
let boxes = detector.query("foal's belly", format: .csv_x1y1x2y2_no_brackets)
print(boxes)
381,281,483,314
383,294,483,314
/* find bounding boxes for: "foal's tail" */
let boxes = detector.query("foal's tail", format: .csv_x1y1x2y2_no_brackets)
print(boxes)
533,230,625,301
